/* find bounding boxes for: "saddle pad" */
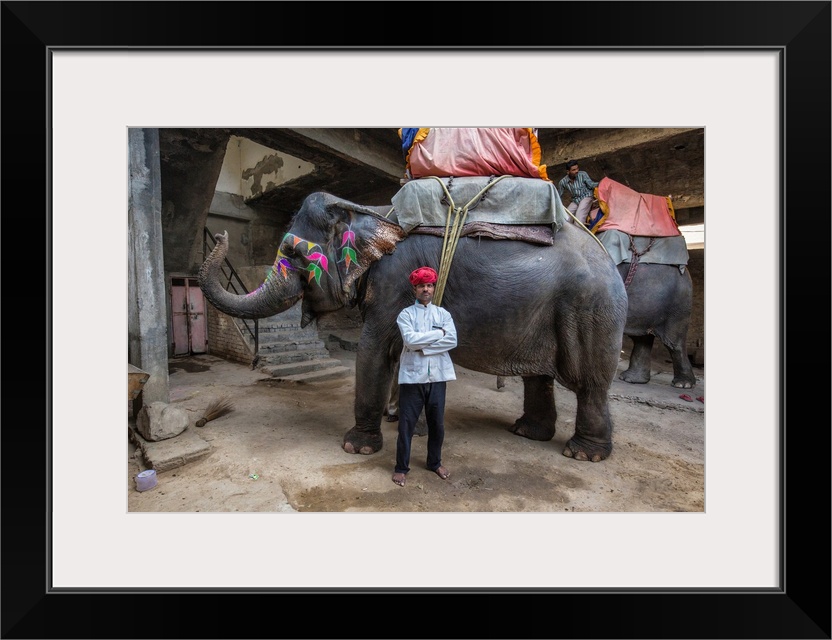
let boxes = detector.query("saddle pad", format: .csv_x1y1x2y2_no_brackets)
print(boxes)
391,176,568,233
597,229,689,266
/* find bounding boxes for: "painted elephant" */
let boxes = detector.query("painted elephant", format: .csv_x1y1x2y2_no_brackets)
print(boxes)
199,191,629,462
596,230,697,389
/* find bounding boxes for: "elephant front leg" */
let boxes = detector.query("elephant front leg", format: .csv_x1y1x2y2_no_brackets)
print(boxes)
509,375,557,441
563,389,613,462
342,348,391,456
619,335,654,384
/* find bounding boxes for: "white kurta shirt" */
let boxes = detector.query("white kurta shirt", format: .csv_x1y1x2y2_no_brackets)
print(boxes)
397,301,457,384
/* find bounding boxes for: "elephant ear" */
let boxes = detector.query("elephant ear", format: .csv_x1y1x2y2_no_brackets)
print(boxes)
328,201,408,297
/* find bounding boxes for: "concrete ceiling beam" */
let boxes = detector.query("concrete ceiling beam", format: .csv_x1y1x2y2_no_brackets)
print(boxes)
538,128,702,165
283,128,405,181
538,128,704,211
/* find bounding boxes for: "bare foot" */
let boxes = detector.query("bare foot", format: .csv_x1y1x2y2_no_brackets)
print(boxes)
392,473,406,487
433,466,450,480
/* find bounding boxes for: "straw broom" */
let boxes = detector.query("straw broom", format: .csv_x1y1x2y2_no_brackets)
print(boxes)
195,396,235,427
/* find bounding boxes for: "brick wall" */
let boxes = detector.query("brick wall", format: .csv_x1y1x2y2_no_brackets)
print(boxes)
205,306,254,366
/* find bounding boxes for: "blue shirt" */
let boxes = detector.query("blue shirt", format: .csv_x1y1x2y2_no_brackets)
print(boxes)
557,171,599,203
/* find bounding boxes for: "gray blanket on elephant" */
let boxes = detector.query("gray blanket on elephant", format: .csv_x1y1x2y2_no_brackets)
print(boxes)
390,176,569,233
597,229,689,266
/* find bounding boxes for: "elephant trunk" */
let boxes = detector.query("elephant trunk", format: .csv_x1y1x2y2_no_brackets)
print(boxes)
198,231,303,319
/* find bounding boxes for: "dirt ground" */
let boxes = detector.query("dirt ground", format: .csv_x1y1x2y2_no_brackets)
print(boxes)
128,341,704,513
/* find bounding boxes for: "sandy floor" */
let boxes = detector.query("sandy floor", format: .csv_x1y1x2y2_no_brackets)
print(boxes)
128,339,704,514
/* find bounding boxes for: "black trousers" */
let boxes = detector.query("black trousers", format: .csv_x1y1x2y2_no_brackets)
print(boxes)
394,381,446,475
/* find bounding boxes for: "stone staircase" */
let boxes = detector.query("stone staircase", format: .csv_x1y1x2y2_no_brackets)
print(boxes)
252,305,352,383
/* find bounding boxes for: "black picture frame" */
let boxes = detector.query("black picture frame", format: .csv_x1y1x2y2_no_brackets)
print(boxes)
3,2,829,638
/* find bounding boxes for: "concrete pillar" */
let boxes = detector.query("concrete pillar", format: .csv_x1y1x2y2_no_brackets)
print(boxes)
128,128,170,403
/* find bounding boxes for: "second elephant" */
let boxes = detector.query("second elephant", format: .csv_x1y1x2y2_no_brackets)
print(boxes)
598,230,697,389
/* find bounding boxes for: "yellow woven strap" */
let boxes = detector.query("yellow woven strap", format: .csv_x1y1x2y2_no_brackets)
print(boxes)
426,175,510,305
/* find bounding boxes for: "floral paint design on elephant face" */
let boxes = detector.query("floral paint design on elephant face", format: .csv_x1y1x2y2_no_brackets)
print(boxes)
274,232,330,286
339,226,358,270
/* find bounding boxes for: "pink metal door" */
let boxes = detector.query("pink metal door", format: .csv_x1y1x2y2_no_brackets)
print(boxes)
171,280,190,356
171,278,207,355
188,280,207,354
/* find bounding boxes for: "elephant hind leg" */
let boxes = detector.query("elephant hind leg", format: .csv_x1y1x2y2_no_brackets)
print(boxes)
509,375,557,441
563,388,614,462
619,334,654,384
666,342,697,389
563,436,612,462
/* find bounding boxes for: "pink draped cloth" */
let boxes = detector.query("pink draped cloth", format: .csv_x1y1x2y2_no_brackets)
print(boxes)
595,177,680,237
405,128,549,181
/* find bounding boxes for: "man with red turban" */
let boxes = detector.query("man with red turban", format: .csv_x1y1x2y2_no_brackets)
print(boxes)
391,266,458,487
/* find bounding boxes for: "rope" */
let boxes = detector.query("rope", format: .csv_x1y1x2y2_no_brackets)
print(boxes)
623,235,656,288
565,204,609,254
428,175,510,305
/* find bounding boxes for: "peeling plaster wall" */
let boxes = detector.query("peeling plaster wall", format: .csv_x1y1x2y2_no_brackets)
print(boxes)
218,135,315,200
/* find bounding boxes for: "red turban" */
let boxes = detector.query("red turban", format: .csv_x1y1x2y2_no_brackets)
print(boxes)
409,266,438,286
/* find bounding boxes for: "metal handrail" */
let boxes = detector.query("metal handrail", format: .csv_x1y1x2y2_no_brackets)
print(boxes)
203,228,259,358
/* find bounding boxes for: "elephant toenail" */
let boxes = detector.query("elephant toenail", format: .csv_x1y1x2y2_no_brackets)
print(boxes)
575,451,589,461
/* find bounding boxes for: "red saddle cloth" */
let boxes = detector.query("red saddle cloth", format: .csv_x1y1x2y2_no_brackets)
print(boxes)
594,177,680,237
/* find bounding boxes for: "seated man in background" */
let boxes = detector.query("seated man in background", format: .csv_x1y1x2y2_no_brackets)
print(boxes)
557,160,600,226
